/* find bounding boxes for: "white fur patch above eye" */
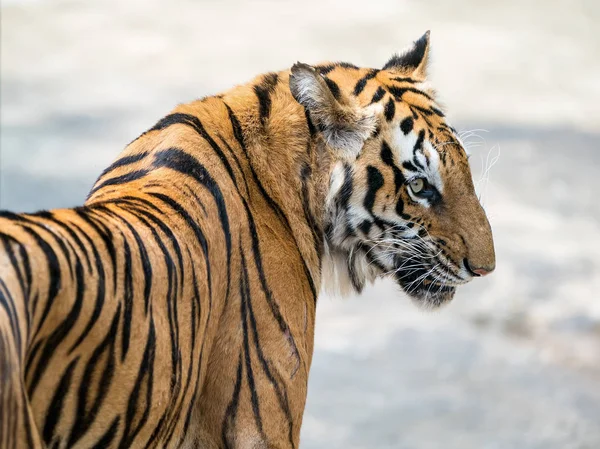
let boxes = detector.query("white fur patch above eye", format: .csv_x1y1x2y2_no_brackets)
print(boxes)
423,140,443,194
391,127,419,164
391,127,444,197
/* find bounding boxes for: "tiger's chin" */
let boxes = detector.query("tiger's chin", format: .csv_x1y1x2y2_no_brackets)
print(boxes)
394,274,457,309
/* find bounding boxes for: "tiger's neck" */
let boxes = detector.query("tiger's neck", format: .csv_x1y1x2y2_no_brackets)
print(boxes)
216,72,333,293
88,72,333,298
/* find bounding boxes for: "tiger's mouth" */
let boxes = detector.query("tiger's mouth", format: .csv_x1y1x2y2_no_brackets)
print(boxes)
393,265,458,307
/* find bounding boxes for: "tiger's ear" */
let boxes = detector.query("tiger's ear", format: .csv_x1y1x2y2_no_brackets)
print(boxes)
382,31,430,80
289,62,378,158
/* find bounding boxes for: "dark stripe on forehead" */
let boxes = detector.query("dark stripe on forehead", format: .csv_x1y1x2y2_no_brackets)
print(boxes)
353,69,379,96
364,166,384,214
316,61,359,75
384,98,396,122
254,72,279,126
370,87,386,104
412,129,427,170
390,76,417,83
387,85,433,101
316,64,335,75
413,129,425,152
402,161,418,172
380,141,405,193
337,62,360,69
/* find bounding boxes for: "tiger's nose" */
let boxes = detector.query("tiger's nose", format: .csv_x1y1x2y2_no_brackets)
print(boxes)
464,259,495,277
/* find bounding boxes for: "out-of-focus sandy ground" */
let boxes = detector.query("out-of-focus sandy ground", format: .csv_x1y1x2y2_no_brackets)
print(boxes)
1,0,600,447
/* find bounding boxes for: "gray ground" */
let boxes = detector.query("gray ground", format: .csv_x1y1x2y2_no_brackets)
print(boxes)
1,0,600,447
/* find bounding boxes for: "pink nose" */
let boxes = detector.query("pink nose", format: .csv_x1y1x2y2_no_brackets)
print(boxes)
464,259,495,277
472,267,491,277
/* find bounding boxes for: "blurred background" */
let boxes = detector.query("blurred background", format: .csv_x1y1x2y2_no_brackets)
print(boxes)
1,0,599,447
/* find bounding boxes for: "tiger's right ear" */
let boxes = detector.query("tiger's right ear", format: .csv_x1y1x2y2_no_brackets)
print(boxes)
289,63,378,158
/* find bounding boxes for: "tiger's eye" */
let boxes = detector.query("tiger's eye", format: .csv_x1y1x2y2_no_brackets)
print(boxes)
409,178,425,194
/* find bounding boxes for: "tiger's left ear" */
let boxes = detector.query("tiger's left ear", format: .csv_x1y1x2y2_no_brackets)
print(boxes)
383,31,430,81
289,63,378,158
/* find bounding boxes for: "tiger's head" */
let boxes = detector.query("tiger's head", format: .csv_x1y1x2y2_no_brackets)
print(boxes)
290,31,495,308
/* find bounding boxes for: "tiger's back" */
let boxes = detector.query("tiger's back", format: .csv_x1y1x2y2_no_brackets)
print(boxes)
0,85,319,448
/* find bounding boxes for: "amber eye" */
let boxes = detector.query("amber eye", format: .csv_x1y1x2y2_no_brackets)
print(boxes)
409,178,425,194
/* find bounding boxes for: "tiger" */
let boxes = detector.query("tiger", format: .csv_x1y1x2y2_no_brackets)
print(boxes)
0,31,495,448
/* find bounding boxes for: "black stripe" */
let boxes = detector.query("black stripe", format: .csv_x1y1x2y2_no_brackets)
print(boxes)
0,234,28,302
177,250,209,449
413,128,426,169
147,191,213,334
364,166,384,214
0,279,21,356
17,225,62,340
216,133,251,197
93,152,149,186
224,104,317,300
400,117,414,135
225,103,292,225
254,72,279,126
152,148,231,301
431,106,445,117
117,201,183,399
402,161,419,172
323,77,341,100
96,207,153,314
149,113,239,191
239,251,265,437
162,248,206,446
387,85,433,101
66,211,111,352
88,170,149,197
390,76,417,83
336,62,359,69
240,197,302,377
67,303,121,447
380,141,405,193
358,220,372,235
120,232,133,359
353,69,379,96
384,97,396,122
28,251,85,397
315,64,335,75
304,108,317,137
43,358,79,442
370,87,386,104
221,353,243,449
240,249,296,449
119,320,156,448
315,62,359,75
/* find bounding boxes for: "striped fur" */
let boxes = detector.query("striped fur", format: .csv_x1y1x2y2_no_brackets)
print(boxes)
0,32,494,448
